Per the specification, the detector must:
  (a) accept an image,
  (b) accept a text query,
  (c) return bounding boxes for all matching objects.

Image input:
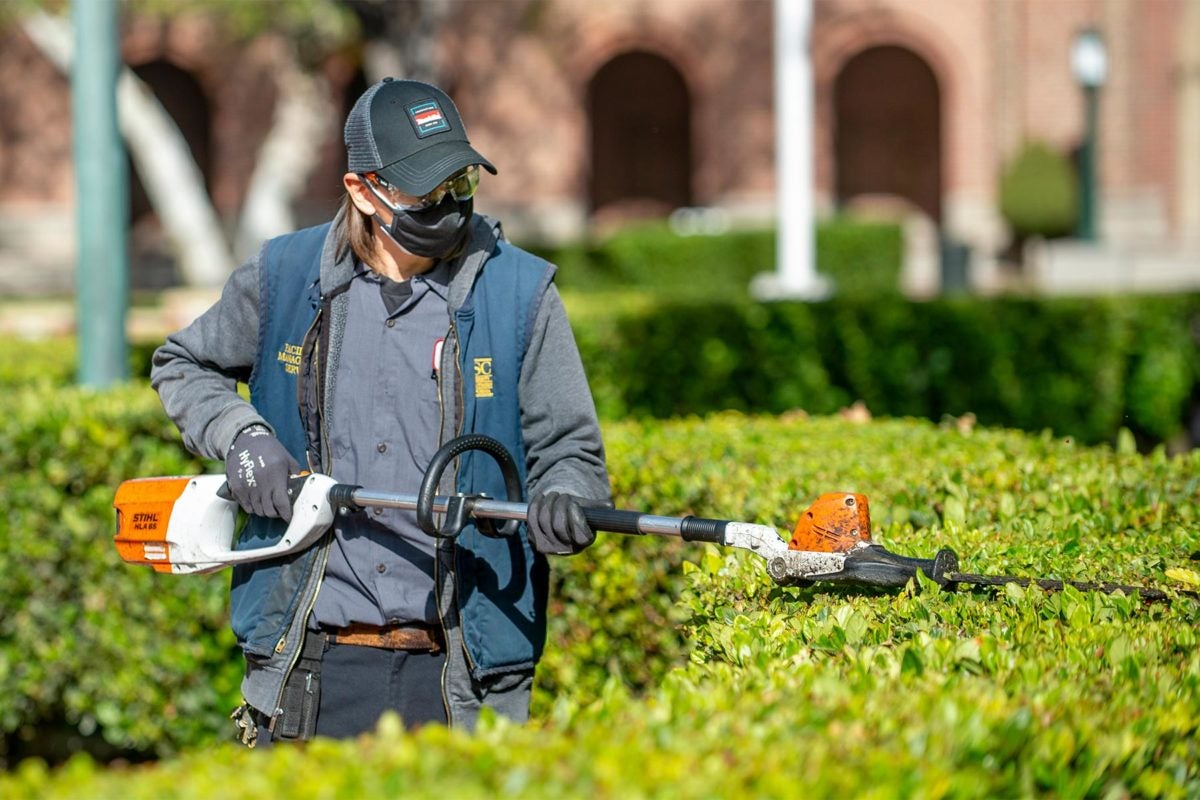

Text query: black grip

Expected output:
[580,510,729,542]
[680,517,727,544]
[582,507,648,535]
[328,483,362,512]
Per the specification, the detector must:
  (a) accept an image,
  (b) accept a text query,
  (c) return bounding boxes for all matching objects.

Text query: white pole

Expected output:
[753,0,828,300]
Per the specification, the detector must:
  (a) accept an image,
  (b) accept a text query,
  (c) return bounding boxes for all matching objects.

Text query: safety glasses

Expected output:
[363,164,480,212]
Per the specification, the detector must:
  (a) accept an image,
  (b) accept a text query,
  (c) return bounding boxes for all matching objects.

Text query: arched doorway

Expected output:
[834,46,941,222]
[587,51,692,221]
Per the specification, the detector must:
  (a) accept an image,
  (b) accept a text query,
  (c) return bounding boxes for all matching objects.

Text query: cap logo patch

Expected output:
[407,99,450,138]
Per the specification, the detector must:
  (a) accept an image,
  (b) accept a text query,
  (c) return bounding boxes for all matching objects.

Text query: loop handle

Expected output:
[417,434,524,539]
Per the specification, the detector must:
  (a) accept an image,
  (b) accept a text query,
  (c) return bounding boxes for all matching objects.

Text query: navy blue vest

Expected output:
[230,222,551,676]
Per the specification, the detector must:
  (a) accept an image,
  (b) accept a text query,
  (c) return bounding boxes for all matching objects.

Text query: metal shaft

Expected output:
[349,488,695,538]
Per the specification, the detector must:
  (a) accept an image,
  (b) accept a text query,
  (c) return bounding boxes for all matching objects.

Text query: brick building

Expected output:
[1,0,1197,296]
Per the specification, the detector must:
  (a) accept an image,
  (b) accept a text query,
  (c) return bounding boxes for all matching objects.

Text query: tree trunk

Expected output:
[234,47,336,259]
[22,11,235,288]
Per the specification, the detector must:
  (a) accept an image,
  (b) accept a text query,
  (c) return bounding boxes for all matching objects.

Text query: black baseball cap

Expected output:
[344,77,497,197]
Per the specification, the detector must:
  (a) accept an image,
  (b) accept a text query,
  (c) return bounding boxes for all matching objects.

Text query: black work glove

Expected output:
[225,424,300,522]
[526,491,604,555]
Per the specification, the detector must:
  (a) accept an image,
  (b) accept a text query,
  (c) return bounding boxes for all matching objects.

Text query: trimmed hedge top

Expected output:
[527,217,903,299]
[1000,141,1079,239]
[3,392,1199,796]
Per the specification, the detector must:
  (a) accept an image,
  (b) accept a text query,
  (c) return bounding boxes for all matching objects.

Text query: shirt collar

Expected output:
[354,256,450,293]
[416,259,451,301]
[355,256,450,316]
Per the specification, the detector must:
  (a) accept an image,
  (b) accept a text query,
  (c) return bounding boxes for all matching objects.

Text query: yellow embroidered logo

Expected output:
[276,342,302,376]
[474,357,494,398]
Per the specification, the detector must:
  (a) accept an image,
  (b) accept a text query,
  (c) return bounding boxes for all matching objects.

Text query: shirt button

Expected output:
[376,563,387,574]
[373,507,383,516]
[386,319,395,328]
[377,442,387,453]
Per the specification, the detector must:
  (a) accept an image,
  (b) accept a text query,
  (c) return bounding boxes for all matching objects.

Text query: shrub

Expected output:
[564,292,1200,446]
[526,217,903,299]
[0,384,239,766]
[5,291,1200,454]
[4,412,1199,796]
[526,221,770,297]
[0,379,690,764]
[0,338,158,389]
[816,217,904,298]
[0,339,77,389]
[999,140,1079,239]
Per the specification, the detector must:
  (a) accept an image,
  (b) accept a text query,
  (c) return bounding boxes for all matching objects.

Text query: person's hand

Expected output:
[526,491,601,555]
[225,425,300,521]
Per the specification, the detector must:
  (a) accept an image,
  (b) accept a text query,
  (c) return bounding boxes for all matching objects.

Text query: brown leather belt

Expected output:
[324,623,444,652]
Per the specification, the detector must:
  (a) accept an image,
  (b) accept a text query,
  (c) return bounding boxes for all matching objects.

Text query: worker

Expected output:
[150,77,611,746]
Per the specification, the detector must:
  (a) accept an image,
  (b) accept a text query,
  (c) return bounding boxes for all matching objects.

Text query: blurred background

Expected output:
[5,0,1200,773]
[2,0,1197,304]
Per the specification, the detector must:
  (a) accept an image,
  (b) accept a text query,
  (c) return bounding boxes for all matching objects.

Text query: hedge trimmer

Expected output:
[113,435,1197,603]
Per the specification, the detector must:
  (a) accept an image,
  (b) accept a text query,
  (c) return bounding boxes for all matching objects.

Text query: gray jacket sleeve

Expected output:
[519,283,612,504]
[149,252,269,461]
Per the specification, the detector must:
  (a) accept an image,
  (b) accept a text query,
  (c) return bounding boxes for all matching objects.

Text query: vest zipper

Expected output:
[434,318,479,723]
[271,298,331,731]
[313,314,334,472]
[434,320,453,725]
[449,321,477,676]
[269,545,330,732]
[296,307,324,473]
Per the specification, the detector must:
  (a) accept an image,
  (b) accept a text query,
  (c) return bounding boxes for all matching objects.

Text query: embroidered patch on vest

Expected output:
[276,341,302,375]
[407,99,451,138]
[474,357,493,398]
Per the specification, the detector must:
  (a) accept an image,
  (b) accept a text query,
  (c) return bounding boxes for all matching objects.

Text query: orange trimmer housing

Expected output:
[788,492,871,553]
[113,476,194,573]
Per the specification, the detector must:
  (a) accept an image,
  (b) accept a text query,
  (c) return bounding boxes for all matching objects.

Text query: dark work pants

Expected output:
[316,642,448,738]
[253,642,447,746]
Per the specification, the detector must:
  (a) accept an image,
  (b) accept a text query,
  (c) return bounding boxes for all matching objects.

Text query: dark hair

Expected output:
[336,193,375,264]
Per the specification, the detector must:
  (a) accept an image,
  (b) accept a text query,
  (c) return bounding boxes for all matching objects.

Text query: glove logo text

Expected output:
[238,449,258,487]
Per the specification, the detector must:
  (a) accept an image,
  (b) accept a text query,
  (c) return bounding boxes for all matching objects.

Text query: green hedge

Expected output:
[0,338,158,388]
[1000,140,1079,239]
[529,220,1198,447]
[527,217,903,299]
[0,384,238,765]
[3,411,1199,796]
[0,381,687,765]
[9,289,1197,449]
[0,339,77,388]
[567,293,1200,446]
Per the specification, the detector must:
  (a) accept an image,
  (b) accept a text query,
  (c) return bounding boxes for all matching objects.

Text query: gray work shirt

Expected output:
[311,259,452,628]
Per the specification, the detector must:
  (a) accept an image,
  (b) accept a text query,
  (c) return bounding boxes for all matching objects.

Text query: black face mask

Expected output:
[375,195,473,259]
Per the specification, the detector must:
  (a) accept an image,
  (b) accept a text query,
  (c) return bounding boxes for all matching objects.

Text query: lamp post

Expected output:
[72,0,129,385]
[1070,27,1107,242]
[751,0,829,300]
